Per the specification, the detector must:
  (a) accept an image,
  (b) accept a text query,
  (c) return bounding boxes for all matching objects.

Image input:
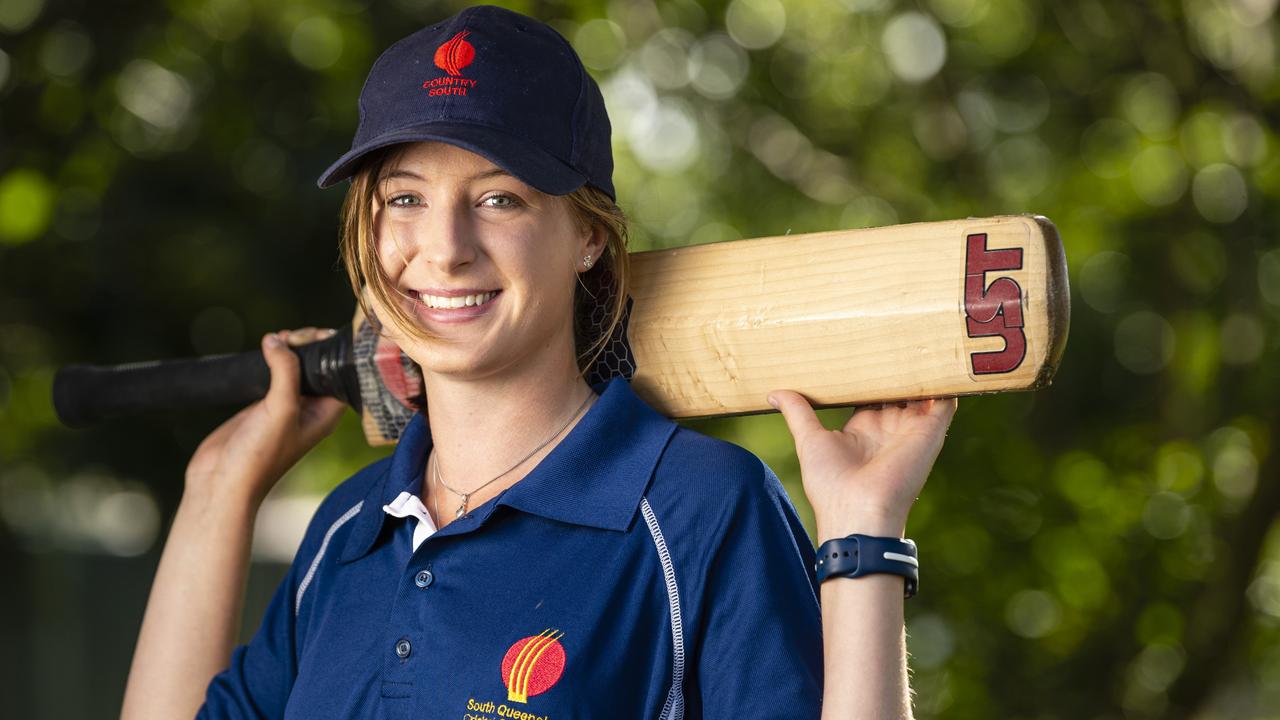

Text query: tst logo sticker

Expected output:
[963,232,1026,375]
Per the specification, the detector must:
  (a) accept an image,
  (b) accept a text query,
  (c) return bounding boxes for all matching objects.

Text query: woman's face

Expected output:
[369,141,604,382]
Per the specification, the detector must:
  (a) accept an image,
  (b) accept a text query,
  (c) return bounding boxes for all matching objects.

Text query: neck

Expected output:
[421,343,597,516]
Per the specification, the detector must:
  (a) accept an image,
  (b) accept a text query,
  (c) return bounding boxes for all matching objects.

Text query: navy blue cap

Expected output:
[317,5,615,200]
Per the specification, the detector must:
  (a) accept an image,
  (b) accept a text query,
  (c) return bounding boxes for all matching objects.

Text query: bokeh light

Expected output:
[725,0,786,50]
[290,16,345,70]
[0,168,56,244]
[1130,146,1188,206]
[688,32,749,99]
[1005,589,1062,638]
[0,0,44,33]
[574,18,627,71]
[882,12,947,83]
[1191,163,1248,223]
[116,59,193,131]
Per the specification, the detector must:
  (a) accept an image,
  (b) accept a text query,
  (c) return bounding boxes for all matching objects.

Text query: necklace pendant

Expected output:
[456,496,468,519]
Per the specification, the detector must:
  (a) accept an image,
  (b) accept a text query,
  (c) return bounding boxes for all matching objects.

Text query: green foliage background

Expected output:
[2,0,1278,717]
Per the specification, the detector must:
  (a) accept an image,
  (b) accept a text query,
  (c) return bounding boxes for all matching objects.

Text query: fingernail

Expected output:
[767,395,778,409]
[265,333,283,348]
[320,328,338,338]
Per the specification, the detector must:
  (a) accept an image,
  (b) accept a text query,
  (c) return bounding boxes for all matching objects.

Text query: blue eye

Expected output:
[483,193,521,209]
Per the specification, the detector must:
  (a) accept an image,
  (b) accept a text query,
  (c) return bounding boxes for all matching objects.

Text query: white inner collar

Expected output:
[382,490,438,552]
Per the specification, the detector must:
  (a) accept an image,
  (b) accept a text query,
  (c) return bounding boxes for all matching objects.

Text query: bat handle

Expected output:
[52,327,362,428]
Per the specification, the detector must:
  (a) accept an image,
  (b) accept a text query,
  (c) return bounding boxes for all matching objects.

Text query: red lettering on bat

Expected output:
[964,233,1026,375]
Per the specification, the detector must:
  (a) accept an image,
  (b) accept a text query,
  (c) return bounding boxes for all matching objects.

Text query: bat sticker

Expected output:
[963,232,1026,375]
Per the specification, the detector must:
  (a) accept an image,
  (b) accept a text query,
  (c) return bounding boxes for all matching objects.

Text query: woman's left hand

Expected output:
[768,391,958,539]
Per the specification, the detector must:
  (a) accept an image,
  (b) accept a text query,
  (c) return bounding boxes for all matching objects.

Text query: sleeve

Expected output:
[694,456,824,720]
[195,473,372,720]
[196,560,304,720]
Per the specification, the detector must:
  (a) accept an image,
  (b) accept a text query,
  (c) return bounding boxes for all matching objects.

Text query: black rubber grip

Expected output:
[52,327,361,428]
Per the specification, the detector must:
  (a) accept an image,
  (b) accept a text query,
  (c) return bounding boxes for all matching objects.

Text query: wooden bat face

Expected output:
[626,214,1068,417]
[357,215,1069,445]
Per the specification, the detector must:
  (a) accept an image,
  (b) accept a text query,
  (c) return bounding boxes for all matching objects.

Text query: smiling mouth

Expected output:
[417,290,501,309]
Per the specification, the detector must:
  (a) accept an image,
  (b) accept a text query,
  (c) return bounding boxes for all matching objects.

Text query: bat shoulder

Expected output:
[640,427,807,557]
[650,427,777,503]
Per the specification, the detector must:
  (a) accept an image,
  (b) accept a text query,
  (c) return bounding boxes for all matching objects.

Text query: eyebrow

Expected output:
[383,168,514,182]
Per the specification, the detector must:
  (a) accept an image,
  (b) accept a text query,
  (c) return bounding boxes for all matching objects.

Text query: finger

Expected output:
[846,404,883,434]
[261,331,302,414]
[928,396,959,422]
[285,327,338,345]
[767,390,826,439]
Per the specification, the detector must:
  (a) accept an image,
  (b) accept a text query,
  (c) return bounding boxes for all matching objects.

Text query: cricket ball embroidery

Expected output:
[434,30,475,76]
[500,629,566,703]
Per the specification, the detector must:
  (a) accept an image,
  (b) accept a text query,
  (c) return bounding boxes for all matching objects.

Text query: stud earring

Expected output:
[583,254,593,270]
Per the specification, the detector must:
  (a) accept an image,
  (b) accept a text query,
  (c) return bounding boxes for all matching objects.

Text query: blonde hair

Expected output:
[337,146,630,377]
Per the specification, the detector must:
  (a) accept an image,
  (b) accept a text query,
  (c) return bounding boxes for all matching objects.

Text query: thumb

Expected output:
[767,389,825,442]
[261,331,302,413]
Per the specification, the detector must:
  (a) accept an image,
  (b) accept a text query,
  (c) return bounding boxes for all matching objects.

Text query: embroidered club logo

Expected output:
[500,628,565,703]
[424,30,479,96]
[434,30,475,76]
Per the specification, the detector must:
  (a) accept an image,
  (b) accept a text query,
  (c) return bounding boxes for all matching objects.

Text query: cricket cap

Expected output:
[316,5,615,200]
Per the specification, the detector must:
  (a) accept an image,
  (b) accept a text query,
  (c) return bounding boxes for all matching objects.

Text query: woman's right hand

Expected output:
[184,327,348,509]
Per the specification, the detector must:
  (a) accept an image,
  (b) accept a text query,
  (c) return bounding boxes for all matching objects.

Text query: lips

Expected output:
[419,289,500,309]
[411,288,502,324]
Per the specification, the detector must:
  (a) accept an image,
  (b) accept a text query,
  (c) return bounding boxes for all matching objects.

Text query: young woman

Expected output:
[121,6,955,719]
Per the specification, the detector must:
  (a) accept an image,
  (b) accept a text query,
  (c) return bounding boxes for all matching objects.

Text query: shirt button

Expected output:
[395,638,412,659]
[414,569,434,588]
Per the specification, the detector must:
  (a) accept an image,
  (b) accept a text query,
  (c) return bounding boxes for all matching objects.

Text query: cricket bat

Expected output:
[53,215,1069,445]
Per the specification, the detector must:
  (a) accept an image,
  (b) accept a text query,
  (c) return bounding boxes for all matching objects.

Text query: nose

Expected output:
[393,198,479,273]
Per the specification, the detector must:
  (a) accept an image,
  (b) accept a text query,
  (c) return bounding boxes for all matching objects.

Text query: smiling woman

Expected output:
[119,5,955,720]
[363,141,606,398]
[338,141,630,384]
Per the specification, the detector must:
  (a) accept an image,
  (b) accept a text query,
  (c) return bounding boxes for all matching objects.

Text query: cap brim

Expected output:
[315,121,588,196]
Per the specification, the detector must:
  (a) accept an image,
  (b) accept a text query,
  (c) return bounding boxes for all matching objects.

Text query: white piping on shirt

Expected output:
[295,501,363,615]
[641,497,685,720]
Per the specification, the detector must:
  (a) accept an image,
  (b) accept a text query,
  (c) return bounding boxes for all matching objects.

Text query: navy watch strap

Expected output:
[815,534,919,598]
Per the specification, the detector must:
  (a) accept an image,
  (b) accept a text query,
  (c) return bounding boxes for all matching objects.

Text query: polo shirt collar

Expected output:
[339,377,677,563]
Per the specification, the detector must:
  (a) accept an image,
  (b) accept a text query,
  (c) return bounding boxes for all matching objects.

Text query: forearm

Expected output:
[817,514,912,720]
[121,492,257,719]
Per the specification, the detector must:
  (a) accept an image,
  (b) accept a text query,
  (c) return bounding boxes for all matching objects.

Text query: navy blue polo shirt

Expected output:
[200,377,823,719]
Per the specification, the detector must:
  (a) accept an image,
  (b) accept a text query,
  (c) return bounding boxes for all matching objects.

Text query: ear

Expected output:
[585,223,607,261]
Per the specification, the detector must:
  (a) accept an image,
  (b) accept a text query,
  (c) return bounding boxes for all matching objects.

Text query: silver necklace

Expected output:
[431,389,596,520]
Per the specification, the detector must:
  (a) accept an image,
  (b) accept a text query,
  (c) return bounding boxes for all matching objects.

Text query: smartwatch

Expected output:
[815,534,919,599]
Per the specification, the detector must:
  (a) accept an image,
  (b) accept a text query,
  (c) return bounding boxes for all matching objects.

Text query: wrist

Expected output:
[816,512,907,540]
[178,485,261,526]
[815,534,919,597]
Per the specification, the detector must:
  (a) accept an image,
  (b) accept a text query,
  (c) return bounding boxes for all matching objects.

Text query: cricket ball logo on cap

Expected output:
[500,628,566,703]
[434,30,475,76]
[423,30,479,96]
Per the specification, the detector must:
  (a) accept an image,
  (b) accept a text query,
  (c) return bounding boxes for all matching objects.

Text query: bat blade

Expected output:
[625,214,1069,418]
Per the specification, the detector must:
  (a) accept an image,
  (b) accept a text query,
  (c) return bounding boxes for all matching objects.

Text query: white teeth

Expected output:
[419,291,496,309]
